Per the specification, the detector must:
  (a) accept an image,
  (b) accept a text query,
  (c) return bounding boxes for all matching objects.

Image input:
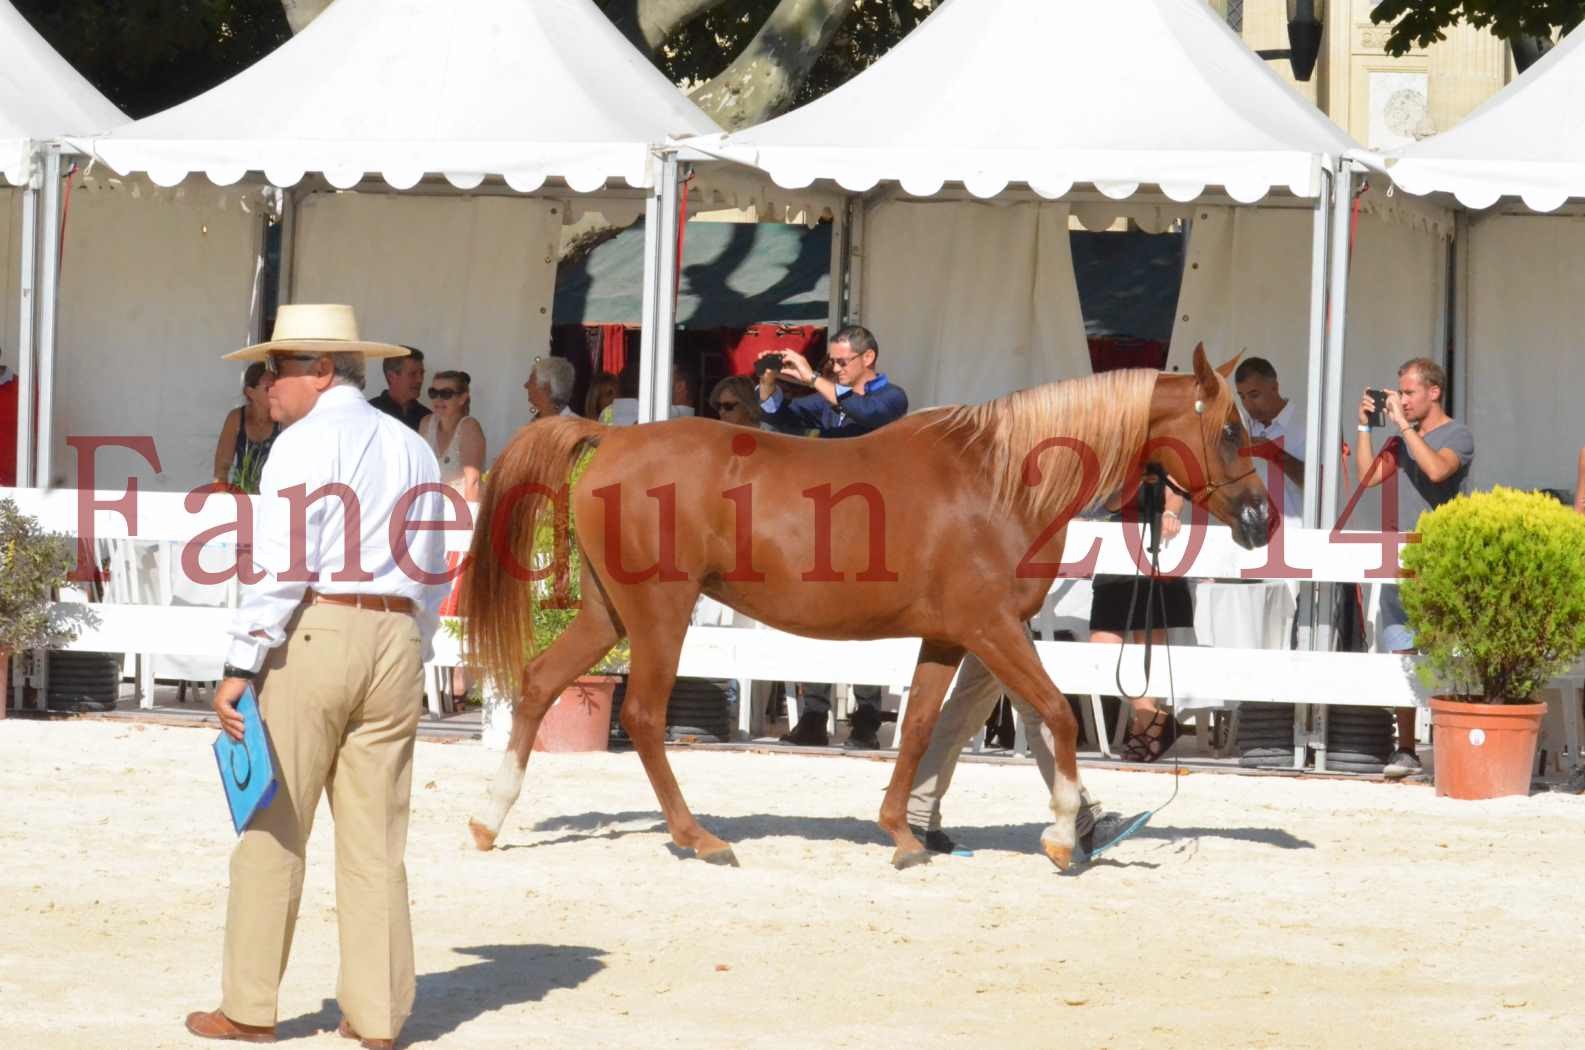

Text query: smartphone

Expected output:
[1365,388,1389,428]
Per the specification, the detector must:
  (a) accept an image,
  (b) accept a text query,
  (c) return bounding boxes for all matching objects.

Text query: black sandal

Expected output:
[1120,708,1179,763]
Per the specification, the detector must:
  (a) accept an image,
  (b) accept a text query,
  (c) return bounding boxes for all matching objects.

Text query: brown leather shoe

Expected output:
[185,1009,276,1043]
[338,1017,395,1049]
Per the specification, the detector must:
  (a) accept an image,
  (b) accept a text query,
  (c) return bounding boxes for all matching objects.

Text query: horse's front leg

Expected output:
[468,597,621,851]
[968,621,1083,870]
[878,641,966,869]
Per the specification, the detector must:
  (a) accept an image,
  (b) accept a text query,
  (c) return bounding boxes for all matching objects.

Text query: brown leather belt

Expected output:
[304,589,417,616]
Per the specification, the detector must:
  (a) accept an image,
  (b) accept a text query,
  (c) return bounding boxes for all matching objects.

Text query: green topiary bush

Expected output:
[1401,486,1585,704]
[0,497,84,656]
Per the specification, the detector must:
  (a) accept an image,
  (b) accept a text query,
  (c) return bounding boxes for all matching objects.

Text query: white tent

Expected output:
[75,0,715,193]
[1379,29,1585,212]
[1,1,126,487]
[683,0,1375,537]
[41,0,725,487]
[0,3,123,186]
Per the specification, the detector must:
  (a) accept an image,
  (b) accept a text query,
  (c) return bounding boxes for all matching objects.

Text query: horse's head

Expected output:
[1148,344,1270,550]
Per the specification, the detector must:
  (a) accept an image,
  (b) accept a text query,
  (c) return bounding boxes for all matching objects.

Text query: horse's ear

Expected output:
[1191,343,1219,397]
[1216,350,1242,379]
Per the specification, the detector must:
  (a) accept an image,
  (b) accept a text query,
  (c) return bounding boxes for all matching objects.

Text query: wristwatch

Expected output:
[223,664,258,681]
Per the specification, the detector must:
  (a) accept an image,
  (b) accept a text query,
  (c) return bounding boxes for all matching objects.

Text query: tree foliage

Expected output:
[1372,0,1584,58]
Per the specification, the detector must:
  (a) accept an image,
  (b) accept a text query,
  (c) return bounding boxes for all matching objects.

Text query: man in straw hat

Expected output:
[185,304,450,1048]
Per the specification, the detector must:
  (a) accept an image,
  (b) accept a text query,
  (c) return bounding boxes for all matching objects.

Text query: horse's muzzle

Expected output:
[1233,498,1270,550]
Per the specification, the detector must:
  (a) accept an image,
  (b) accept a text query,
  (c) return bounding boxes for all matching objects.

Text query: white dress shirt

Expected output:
[1249,397,1306,527]
[225,384,451,672]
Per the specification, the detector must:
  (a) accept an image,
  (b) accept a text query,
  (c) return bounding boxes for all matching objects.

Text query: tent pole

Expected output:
[826,197,849,335]
[15,150,38,488]
[635,154,667,424]
[1296,161,1333,653]
[277,185,298,310]
[649,153,682,424]
[35,147,64,491]
[1315,161,1357,656]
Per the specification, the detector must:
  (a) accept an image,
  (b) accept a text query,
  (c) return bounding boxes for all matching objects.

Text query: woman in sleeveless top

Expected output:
[211,362,279,494]
[419,369,486,502]
[422,370,487,706]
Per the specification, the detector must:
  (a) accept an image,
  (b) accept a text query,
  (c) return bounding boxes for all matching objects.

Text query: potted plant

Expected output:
[1400,486,1585,798]
[0,498,84,717]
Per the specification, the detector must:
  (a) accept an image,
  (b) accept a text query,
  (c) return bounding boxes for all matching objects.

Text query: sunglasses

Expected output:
[265,352,323,375]
[716,399,742,411]
[827,355,862,369]
[428,387,463,400]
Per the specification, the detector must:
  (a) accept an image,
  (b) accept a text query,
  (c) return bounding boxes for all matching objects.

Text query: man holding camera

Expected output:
[756,325,909,748]
[1352,357,1474,779]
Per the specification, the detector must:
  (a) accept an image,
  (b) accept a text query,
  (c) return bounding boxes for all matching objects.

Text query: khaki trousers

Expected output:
[907,651,1101,836]
[220,603,422,1041]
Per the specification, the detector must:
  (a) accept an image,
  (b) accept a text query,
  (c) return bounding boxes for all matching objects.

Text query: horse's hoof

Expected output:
[467,819,498,852]
[699,845,740,867]
[1041,838,1073,871]
[892,847,931,870]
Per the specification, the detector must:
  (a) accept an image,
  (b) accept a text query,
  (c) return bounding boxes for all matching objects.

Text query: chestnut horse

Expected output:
[462,346,1269,870]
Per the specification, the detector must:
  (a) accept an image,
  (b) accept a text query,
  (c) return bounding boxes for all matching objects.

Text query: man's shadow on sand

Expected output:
[277,943,606,1044]
[506,811,1315,855]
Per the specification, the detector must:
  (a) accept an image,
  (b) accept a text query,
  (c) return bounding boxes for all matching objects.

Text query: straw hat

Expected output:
[222,304,409,362]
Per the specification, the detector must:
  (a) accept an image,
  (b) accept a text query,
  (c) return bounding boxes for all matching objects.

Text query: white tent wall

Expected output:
[859,199,1089,408]
[292,191,561,462]
[48,176,260,492]
[1169,206,1314,380]
[1465,214,1585,494]
[1168,200,1445,530]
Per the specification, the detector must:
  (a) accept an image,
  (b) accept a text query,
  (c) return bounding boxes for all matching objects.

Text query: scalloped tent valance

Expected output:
[67,0,719,193]
[679,0,1357,205]
[1369,26,1585,212]
[0,1,126,185]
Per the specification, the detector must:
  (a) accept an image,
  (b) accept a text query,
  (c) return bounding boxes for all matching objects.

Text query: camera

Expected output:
[1365,388,1389,428]
[752,352,789,379]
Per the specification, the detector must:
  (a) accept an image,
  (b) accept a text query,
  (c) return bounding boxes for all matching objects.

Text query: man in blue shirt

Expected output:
[756,325,908,439]
[756,325,909,748]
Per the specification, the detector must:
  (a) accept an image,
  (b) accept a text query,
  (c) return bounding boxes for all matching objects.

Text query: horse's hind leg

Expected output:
[618,596,736,865]
[968,620,1084,870]
[878,641,965,869]
[467,579,622,851]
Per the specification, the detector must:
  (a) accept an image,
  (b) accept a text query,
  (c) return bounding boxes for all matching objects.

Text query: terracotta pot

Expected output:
[533,675,619,753]
[1429,696,1545,800]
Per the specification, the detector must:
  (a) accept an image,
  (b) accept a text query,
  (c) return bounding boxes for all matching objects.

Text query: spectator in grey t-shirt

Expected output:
[1351,356,1474,780]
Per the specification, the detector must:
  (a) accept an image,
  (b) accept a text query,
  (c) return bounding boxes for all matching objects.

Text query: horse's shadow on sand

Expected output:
[276,943,606,1044]
[506,811,1315,856]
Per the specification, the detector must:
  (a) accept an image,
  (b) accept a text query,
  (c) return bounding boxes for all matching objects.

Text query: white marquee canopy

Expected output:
[1375,28,1585,211]
[683,0,1357,202]
[0,2,124,184]
[71,0,719,192]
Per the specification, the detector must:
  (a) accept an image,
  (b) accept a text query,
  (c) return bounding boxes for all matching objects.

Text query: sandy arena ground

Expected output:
[1,718,1581,1049]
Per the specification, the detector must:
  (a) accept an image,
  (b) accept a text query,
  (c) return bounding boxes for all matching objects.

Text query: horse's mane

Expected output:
[930,369,1167,524]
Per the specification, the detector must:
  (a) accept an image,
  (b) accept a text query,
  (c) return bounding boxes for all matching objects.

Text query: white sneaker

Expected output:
[1383,751,1424,779]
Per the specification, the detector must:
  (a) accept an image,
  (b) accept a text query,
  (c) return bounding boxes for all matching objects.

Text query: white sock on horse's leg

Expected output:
[479,750,527,836]
[1045,772,1082,850]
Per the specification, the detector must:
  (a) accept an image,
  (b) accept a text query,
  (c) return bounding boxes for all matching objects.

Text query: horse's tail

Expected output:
[462,417,606,694]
